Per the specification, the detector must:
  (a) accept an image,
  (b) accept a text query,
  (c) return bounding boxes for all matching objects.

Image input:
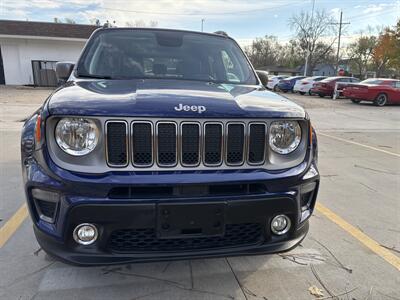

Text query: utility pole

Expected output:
[331,11,350,72]
[201,19,205,32]
[304,0,316,76]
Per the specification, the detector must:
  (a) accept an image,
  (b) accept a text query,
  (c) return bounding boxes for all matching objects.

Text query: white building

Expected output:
[0,20,99,86]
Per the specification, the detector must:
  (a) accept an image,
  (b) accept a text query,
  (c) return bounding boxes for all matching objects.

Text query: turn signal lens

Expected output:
[35,115,42,142]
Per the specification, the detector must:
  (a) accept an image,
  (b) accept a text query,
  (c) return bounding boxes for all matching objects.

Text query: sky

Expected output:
[1,0,399,47]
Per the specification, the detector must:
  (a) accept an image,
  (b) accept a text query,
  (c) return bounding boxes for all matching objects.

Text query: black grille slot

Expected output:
[108,183,267,199]
[181,123,200,166]
[248,123,266,164]
[157,123,177,166]
[36,199,57,219]
[108,223,262,252]
[132,122,153,166]
[204,123,222,165]
[106,122,128,166]
[226,124,245,165]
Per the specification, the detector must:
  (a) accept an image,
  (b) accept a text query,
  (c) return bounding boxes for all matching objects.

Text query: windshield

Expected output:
[360,79,383,85]
[76,29,257,85]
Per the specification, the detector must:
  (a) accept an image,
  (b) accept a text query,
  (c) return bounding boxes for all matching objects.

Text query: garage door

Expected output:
[32,60,58,87]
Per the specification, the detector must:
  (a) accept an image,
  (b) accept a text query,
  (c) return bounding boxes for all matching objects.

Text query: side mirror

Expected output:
[56,62,74,82]
[256,71,268,87]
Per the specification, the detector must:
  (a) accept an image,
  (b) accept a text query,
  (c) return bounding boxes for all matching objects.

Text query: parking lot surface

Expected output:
[0,86,399,300]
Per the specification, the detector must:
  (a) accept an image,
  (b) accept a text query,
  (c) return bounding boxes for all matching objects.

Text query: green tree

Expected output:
[347,35,377,78]
[244,36,283,68]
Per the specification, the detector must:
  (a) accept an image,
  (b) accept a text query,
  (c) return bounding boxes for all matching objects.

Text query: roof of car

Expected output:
[363,78,399,81]
[94,27,234,41]
[321,76,356,81]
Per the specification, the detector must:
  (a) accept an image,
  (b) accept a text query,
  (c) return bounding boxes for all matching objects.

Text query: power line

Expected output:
[330,10,350,71]
[304,0,316,76]
[95,1,305,16]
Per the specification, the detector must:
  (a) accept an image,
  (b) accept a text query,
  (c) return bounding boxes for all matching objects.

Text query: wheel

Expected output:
[273,85,278,91]
[308,90,313,96]
[318,94,324,98]
[374,93,388,106]
[351,99,361,104]
[282,90,288,93]
[299,92,305,95]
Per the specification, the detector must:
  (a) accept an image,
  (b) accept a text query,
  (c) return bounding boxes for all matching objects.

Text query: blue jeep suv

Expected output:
[21,28,319,265]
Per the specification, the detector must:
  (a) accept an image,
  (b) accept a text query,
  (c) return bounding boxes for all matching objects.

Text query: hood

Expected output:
[48,79,305,119]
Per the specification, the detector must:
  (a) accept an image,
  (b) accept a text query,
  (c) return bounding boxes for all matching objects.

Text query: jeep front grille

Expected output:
[105,121,128,167]
[132,122,153,167]
[157,122,178,166]
[181,123,201,166]
[105,119,268,169]
[226,123,245,165]
[204,123,223,166]
[248,123,266,164]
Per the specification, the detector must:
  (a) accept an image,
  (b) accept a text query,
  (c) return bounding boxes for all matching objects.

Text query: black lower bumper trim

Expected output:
[33,221,309,266]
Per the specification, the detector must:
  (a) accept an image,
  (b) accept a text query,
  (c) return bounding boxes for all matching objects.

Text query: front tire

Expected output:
[351,99,361,104]
[374,93,388,106]
[273,85,278,92]
[299,92,305,95]
[318,94,324,98]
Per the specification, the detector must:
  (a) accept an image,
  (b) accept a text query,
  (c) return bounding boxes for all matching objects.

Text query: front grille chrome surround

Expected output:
[97,118,308,171]
[156,121,178,167]
[247,122,267,166]
[180,122,201,167]
[131,121,154,168]
[105,120,129,167]
[203,122,224,167]
[225,122,246,166]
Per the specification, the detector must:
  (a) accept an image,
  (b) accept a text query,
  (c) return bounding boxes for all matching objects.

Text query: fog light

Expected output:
[73,223,98,245]
[270,215,291,235]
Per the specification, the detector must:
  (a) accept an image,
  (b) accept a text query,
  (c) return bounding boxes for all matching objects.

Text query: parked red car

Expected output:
[313,76,360,98]
[343,79,400,106]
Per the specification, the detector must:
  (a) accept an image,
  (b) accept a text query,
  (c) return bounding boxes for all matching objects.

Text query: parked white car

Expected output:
[266,75,289,91]
[293,76,327,95]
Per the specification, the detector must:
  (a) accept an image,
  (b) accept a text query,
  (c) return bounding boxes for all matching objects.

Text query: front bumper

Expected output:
[34,200,310,266]
[22,138,319,265]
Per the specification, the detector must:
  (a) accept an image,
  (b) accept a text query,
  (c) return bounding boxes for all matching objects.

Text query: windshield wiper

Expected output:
[76,73,114,79]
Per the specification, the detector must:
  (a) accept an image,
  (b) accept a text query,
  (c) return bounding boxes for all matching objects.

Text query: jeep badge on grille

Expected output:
[174,104,206,114]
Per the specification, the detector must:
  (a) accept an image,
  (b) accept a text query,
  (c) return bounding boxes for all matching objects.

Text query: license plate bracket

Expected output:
[157,202,225,239]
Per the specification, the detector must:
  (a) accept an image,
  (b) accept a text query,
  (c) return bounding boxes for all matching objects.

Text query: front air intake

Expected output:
[157,122,177,166]
[106,121,128,166]
[226,123,245,165]
[132,122,153,167]
[204,123,223,166]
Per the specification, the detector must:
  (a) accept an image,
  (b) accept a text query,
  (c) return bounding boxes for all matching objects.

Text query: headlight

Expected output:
[55,118,98,156]
[269,121,301,154]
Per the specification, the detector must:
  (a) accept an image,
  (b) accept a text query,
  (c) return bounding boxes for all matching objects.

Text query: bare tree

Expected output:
[289,10,336,75]
[64,18,76,24]
[125,20,158,27]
